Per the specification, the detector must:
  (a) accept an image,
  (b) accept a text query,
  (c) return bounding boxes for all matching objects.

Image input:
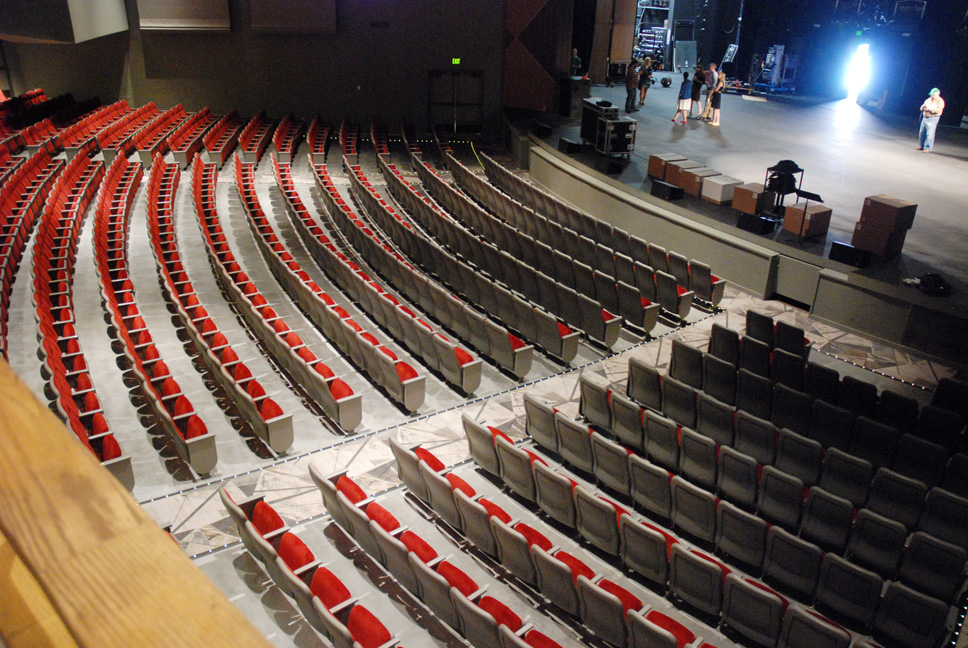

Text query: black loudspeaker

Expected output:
[736,212,776,235]
[829,241,871,268]
[531,121,553,138]
[651,180,684,200]
[558,137,582,153]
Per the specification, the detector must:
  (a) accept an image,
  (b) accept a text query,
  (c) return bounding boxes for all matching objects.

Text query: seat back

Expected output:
[454,489,498,556]
[778,606,851,648]
[775,428,823,486]
[872,582,951,648]
[532,546,582,615]
[717,446,758,509]
[845,508,907,577]
[661,376,697,429]
[771,382,812,435]
[716,500,768,570]
[815,553,883,628]
[645,409,681,470]
[630,454,673,520]
[620,515,672,588]
[533,460,576,528]
[410,555,459,628]
[799,487,854,552]
[421,462,464,529]
[577,575,631,646]
[708,323,740,368]
[702,352,737,406]
[524,393,558,452]
[555,412,594,474]
[669,544,726,616]
[763,525,822,601]
[591,431,632,495]
[575,486,622,555]
[898,531,968,601]
[671,475,717,544]
[389,438,429,501]
[867,467,927,529]
[495,436,538,502]
[611,391,646,451]
[818,447,872,507]
[669,339,703,390]
[757,465,805,530]
[735,410,777,465]
[490,518,537,586]
[678,427,717,489]
[918,487,968,550]
[696,392,736,446]
[722,574,786,648]
[627,356,662,411]
[463,414,502,476]
[579,374,612,431]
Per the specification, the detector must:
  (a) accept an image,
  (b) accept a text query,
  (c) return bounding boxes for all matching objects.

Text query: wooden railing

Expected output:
[0,359,273,648]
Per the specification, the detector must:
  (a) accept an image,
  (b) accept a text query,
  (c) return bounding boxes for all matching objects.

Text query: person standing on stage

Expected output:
[690,65,705,117]
[625,61,641,113]
[702,62,719,120]
[638,57,653,107]
[672,72,692,124]
[709,68,726,126]
[918,88,944,153]
[570,48,582,77]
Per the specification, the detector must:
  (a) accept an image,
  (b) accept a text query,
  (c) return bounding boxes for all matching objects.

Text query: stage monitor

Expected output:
[251,0,336,33]
[136,0,230,31]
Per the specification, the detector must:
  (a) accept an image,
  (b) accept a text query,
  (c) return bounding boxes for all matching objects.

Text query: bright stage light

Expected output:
[846,43,871,97]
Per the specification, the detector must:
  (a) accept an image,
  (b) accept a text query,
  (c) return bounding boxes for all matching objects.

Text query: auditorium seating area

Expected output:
[1,89,964,648]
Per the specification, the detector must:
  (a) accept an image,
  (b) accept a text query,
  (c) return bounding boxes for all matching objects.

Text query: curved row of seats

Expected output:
[234,156,428,411]
[19,118,59,148]
[418,154,664,332]
[202,109,242,168]
[311,463,575,648]
[339,119,359,165]
[0,146,25,185]
[0,146,62,359]
[93,154,218,475]
[218,488,405,648]
[189,158,362,430]
[58,100,131,153]
[306,117,329,163]
[271,158,484,397]
[395,431,741,648]
[460,411,948,648]
[271,113,304,163]
[132,103,188,164]
[167,107,215,169]
[322,159,536,378]
[145,157,294,454]
[383,153,624,349]
[238,110,274,165]
[366,156,581,363]
[473,152,725,309]
[31,141,132,484]
[370,122,390,159]
[96,102,159,161]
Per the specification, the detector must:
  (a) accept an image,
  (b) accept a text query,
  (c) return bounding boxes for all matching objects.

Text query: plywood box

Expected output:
[664,159,704,187]
[702,175,744,205]
[860,194,917,231]
[852,221,908,257]
[733,183,775,215]
[647,153,687,180]
[681,167,722,197]
[783,202,832,238]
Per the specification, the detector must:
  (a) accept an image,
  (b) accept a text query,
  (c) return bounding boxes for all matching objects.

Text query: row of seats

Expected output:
[400,123,423,161]
[167,107,216,169]
[0,146,63,359]
[388,154,624,348]
[417,155,667,332]
[339,119,359,165]
[19,117,59,147]
[146,156,294,454]
[30,142,131,483]
[272,113,304,162]
[132,104,188,163]
[0,147,24,186]
[58,100,131,151]
[235,156,429,411]
[219,488,403,648]
[305,117,329,161]
[322,158,536,377]
[565,380,968,607]
[93,153,218,475]
[271,158,482,397]
[444,151,717,321]
[96,101,159,157]
[475,151,725,307]
[202,109,243,168]
[366,156,581,362]
[370,122,390,158]
[189,158,362,431]
[237,110,274,164]
[402,429,739,648]
[651,335,966,488]
[312,463,573,648]
[460,411,951,648]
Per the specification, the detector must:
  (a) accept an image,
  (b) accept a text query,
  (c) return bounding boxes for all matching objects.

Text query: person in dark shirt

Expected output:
[637,57,653,107]
[672,72,691,124]
[625,62,641,113]
[690,65,706,117]
[570,48,582,77]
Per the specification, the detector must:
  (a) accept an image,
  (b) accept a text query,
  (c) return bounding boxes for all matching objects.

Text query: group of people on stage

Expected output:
[671,62,725,126]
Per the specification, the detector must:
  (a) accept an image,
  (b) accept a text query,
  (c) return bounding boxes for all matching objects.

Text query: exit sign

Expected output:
[452,58,461,65]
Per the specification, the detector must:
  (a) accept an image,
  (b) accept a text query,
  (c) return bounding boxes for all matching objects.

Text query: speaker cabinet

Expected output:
[736,212,776,235]
[651,180,684,201]
[558,137,582,153]
[829,241,871,268]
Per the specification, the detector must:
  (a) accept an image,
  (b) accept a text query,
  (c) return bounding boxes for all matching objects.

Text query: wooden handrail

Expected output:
[0,360,273,648]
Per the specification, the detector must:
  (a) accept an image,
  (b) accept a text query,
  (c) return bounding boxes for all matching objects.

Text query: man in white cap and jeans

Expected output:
[918,88,944,153]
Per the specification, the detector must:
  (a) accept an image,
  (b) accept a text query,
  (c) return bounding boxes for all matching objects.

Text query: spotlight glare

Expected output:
[846,43,871,97]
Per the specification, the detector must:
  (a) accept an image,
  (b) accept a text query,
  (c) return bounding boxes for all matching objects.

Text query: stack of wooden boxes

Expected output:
[783,201,832,239]
[851,195,917,257]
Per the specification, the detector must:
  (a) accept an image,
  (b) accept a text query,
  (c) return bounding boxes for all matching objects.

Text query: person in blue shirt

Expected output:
[672,72,691,124]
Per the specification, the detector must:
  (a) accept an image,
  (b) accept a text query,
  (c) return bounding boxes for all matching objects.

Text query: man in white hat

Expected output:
[918,88,944,153]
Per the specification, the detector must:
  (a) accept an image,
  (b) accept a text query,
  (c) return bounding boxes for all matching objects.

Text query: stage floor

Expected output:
[543,78,968,292]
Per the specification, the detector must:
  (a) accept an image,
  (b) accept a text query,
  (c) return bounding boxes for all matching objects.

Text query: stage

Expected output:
[514,78,968,364]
